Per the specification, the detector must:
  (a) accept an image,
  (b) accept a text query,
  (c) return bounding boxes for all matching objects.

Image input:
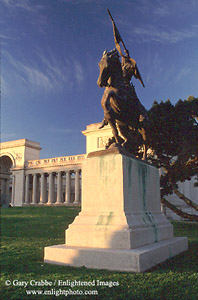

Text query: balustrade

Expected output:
[23,168,81,206]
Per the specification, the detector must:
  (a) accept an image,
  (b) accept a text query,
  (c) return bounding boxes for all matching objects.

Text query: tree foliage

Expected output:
[146,96,198,221]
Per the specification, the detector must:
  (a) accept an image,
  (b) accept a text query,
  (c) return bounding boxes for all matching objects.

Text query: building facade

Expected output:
[0,123,197,220]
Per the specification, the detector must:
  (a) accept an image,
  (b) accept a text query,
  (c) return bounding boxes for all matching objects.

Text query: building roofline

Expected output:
[0,139,41,151]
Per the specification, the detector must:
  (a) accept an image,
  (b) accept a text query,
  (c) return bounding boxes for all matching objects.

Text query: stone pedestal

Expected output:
[44,148,188,272]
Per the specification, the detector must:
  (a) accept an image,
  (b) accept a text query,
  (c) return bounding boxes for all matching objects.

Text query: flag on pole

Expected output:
[107,8,145,87]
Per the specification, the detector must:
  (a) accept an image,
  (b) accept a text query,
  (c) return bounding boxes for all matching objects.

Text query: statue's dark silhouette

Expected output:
[97,9,148,160]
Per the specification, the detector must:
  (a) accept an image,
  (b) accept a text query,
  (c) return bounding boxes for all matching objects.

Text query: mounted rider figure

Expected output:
[99,9,147,129]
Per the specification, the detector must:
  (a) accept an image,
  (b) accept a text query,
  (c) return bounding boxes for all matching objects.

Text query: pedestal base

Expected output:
[44,237,188,272]
[44,148,188,272]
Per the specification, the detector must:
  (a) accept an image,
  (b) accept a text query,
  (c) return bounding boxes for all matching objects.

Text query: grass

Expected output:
[0,206,198,300]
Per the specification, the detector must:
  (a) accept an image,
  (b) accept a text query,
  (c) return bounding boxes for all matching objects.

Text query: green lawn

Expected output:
[0,206,198,300]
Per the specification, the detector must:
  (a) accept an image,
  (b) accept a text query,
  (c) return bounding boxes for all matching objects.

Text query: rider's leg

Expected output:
[108,119,120,145]
[138,127,147,161]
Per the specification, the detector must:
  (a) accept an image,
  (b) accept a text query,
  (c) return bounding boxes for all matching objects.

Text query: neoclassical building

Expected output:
[0,123,197,220]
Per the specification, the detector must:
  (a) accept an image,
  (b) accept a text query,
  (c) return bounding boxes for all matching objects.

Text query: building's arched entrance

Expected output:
[0,155,13,207]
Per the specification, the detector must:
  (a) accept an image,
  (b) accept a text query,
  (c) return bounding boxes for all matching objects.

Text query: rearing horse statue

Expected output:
[97,49,148,160]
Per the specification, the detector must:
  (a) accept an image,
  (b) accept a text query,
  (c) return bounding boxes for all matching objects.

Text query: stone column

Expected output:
[40,173,47,204]
[0,178,6,205]
[25,174,30,204]
[56,172,63,204]
[11,175,15,206]
[37,175,40,203]
[65,171,71,203]
[74,169,80,204]
[48,173,55,204]
[161,202,166,216]
[5,179,10,205]
[32,174,38,204]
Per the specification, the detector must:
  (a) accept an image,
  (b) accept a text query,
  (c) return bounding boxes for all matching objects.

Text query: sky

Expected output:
[1,0,198,159]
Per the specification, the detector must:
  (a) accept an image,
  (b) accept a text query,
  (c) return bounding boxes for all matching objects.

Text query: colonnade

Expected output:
[24,169,81,205]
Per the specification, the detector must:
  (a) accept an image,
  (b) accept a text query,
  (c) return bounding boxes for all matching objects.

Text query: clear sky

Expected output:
[1,0,198,158]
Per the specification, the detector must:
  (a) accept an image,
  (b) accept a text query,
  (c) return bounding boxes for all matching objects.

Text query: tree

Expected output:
[146,96,198,221]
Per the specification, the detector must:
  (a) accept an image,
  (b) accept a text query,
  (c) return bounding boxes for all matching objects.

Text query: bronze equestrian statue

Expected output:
[97,9,148,160]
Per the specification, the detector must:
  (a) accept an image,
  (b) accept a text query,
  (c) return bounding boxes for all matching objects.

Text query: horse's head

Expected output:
[97,49,122,87]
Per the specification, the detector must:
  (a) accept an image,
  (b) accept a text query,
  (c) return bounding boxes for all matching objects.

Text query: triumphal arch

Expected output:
[0,139,41,206]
